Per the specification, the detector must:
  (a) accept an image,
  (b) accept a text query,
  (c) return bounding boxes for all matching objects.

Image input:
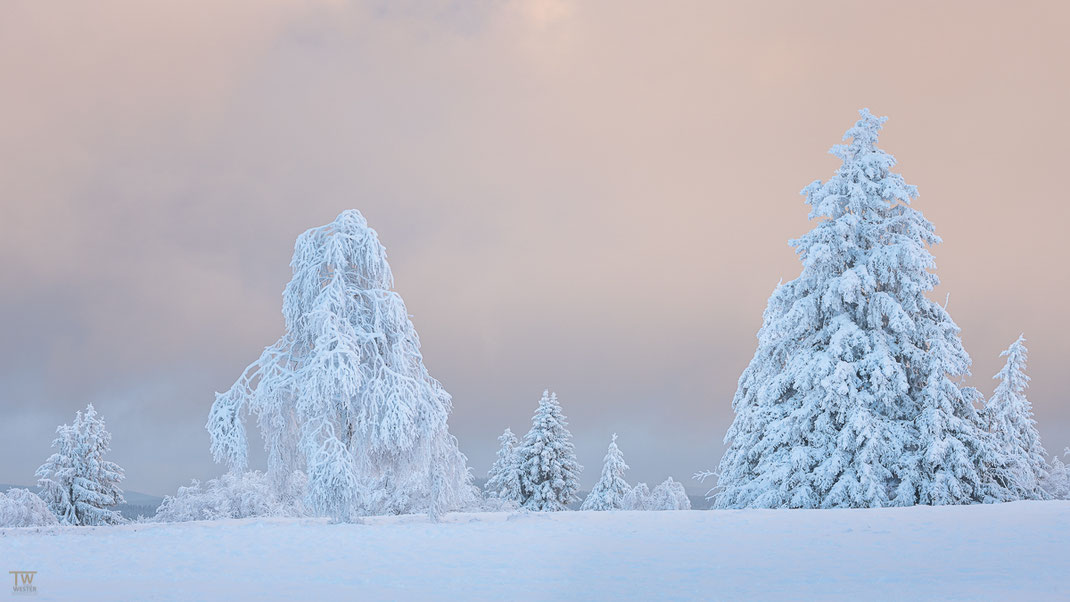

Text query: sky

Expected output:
[2,0,1069,496]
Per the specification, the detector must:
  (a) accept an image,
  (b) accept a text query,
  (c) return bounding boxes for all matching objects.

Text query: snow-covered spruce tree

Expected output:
[485,428,522,503]
[207,210,475,520]
[35,404,126,525]
[581,434,631,511]
[516,390,582,511]
[650,477,691,511]
[985,335,1049,499]
[715,109,1012,509]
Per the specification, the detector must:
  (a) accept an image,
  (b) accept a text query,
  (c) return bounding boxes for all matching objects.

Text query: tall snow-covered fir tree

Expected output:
[715,109,1012,509]
[985,335,1049,499]
[207,210,475,520]
[516,390,582,511]
[581,434,630,511]
[485,428,522,503]
[36,404,126,525]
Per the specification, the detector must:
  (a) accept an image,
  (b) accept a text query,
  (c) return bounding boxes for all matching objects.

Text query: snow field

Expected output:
[2,501,1067,600]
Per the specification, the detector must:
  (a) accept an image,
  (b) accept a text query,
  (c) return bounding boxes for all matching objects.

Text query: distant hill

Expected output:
[1,483,164,520]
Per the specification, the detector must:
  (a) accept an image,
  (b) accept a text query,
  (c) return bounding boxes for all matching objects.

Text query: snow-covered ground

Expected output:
[2,501,1068,600]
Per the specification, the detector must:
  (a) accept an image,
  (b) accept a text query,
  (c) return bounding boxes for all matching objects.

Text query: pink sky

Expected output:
[2,0,1068,494]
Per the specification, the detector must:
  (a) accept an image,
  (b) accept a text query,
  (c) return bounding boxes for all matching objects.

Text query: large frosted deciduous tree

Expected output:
[207,210,474,520]
[516,390,582,511]
[485,428,522,503]
[36,404,126,525]
[715,109,1012,509]
[581,434,631,511]
[985,335,1049,499]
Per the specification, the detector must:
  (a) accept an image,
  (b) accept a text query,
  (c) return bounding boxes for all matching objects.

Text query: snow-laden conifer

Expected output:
[485,428,522,503]
[715,109,1011,509]
[581,434,630,511]
[206,210,475,520]
[985,336,1049,499]
[516,390,582,511]
[36,404,126,525]
[649,477,692,510]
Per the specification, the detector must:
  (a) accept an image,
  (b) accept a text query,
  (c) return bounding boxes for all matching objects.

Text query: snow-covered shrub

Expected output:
[478,495,520,512]
[985,336,1050,499]
[207,210,475,520]
[155,471,305,522]
[516,390,582,511]
[36,404,126,525]
[623,482,651,511]
[715,109,1013,509]
[649,478,691,511]
[581,434,630,511]
[0,489,59,528]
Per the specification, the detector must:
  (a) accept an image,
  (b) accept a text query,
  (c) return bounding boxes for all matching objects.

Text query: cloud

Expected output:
[517,0,574,26]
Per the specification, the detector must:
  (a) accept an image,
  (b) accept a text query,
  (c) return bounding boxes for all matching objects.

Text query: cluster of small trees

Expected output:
[485,391,690,512]
[713,109,1069,509]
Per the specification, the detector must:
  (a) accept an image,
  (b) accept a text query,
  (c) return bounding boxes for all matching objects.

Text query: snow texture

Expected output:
[716,109,1013,509]
[206,210,475,520]
[516,390,582,511]
[3,502,1067,600]
[984,335,1050,499]
[35,404,126,525]
[581,434,630,511]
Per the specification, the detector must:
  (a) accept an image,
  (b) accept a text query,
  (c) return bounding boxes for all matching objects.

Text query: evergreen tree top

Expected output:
[601,435,629,478]
[529,390,568,428]
[993,334,1029,394]
[834,108,885,157]
[802,108,921,223]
